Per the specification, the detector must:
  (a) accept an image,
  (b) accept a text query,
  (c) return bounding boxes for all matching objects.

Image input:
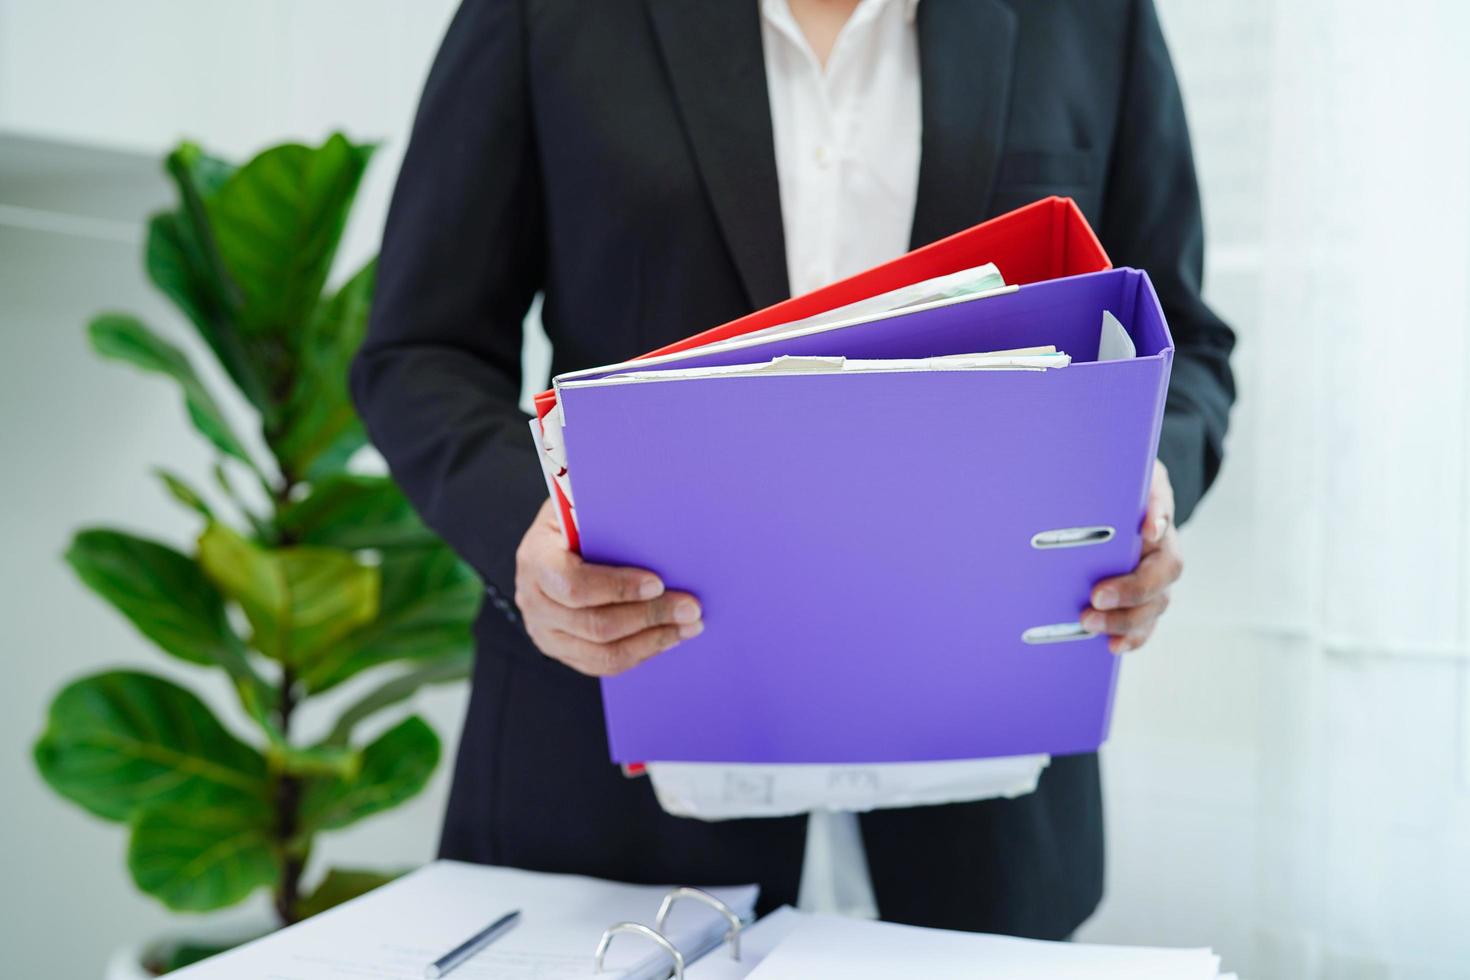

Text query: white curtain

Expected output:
[1076,2,1470,978]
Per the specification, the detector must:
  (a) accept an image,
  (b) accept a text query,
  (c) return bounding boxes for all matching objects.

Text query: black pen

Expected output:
[424,909,522,979]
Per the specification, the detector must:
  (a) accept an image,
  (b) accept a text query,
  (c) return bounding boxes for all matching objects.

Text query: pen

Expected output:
[424,909,522,979]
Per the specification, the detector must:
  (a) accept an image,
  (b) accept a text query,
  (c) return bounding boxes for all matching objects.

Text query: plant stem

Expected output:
[272,473,305,927]
[273,478,297,530]
[273,663,305,926]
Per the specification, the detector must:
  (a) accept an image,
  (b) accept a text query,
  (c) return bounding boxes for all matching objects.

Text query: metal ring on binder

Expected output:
[655,887,743,961]
[1021,621,1096,644]
[1030,525,1116,549]
[594,922,685,979]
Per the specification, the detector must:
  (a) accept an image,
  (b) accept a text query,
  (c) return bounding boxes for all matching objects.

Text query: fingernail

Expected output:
[1151,516,1167,541]
[673,599,701,624]
[1110,636,1128,655]
[678,621,704,640]
[639,577,664,599]
[1093,587,1119,610]
[1081,611,1105,633]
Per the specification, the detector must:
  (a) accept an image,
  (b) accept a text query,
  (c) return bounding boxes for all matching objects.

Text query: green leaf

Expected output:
[154,467,214,519]
[300,716,439,833]
[33,671,268,823]
[149,144,271,414]
[205,134,374,341]
[88,314,261,476]
[301,547,480,693]
[172,141,236,197]
[64,529,276,721]
[66,529,240,668]
[321,653,472,747]
[276,474,437,552]
[128,800,277,912]
[270,261,374,481]
[146,211,230,341]
[270,741,361,780]
[197,522,379,667]
[296,868,400,920]
[213,461,275,542]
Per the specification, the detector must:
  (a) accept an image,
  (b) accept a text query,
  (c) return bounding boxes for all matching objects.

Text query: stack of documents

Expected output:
[173,862,755,980]
[528,197,1174,772]
[172,862,1234,979]
[736,914,1232,980]
[534,260,1050,516]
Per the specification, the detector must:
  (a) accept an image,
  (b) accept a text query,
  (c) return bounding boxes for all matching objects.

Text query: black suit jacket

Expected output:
[353,0,1235,939]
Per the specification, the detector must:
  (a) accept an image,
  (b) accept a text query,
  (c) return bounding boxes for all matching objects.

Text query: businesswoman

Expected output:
[353,0,1234,939]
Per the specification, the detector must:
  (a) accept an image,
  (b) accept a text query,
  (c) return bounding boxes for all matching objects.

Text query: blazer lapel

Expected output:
[909,0,1019,249]
[646,0,791,310]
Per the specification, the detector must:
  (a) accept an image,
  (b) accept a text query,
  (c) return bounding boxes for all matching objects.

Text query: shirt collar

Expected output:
[761,0,921,27]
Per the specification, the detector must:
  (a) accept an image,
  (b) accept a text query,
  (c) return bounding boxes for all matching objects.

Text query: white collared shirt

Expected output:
[758,0,923,920]
[761,0,922,297]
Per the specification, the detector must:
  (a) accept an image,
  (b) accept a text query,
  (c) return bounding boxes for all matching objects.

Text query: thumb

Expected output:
[1144,460,1174,544]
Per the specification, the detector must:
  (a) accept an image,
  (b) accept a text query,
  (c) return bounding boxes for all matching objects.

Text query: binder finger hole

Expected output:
[1022,622,1096,645]
[1030,526,1116,549]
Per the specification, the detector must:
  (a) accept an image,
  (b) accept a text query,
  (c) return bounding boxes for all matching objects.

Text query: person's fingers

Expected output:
[1081,593,1170,637]
[541,589,702,643]
[533,622,702,677]
[513,500,691,673]
[515,504,665,609]
[534,548,664,608]
[1109,620,1157,655]
[1144,459,1175,545]
[1090,533,1183,610]
[534,496,563,532]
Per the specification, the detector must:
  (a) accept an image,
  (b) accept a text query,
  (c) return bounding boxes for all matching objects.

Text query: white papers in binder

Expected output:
[646,754,1049,820]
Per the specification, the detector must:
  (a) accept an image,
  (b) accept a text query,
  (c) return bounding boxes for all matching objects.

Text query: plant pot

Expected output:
[105,919,273,978]
[105,942,153,980]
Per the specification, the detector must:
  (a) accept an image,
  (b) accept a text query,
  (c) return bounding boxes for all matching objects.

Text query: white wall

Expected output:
[0,4,467,976]
[0,0,461,279]
[1075,3,1470,978]
[0,135,483,977]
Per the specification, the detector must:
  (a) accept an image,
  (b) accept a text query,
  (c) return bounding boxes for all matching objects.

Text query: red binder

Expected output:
[532,196,1110,550]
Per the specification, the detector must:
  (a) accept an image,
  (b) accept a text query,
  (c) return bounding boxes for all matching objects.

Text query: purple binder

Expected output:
[555,268,1174,764]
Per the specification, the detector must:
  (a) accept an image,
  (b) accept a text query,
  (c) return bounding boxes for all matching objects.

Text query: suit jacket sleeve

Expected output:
[1100,0,1237,524]
[351,0,546,596]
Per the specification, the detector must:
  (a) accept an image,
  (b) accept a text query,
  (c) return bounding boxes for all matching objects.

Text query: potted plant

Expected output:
[31,134,481,976]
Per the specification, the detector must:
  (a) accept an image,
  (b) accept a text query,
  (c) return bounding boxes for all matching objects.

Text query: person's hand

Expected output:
[514,499,703,676]
[1081,459,1183,654]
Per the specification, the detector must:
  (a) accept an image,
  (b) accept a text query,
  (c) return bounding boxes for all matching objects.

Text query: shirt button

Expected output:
[814,145,832,169]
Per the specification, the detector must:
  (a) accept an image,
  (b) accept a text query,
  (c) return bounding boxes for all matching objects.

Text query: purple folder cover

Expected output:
[556,269,1174,764]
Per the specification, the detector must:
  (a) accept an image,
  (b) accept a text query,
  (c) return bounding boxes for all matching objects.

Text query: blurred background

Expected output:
[2,1,1468,977]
